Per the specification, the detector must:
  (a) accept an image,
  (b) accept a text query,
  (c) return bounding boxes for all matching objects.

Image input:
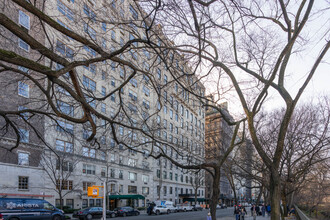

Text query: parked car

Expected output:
[193,205,203,211]
[166,205,178,213]
[153,201,177,213]
[0,198,65,220]
[114,206,140,217]
[72,207,116,219]
[176,204,193,212]
[153,205,170,215]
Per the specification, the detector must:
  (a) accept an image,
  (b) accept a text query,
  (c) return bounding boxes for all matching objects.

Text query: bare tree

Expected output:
[145,1,330,219]
[1,1,329,220]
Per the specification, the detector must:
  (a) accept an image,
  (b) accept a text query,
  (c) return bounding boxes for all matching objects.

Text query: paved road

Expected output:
[110,207,234,220]
[70,207,271,220]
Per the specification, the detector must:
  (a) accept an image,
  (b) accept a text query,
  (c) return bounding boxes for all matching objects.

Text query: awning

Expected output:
[183,198,208,202]
[108,194,145,200]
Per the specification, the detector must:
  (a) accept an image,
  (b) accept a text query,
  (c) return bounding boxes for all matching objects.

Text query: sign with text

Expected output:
[87,187,99,197]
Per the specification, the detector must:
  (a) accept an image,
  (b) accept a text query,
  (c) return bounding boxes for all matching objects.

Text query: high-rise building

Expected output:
[0,0,205,209]
[204,99,234,206]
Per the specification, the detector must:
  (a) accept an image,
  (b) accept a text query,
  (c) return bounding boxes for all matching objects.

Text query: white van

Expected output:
[154,201,177,213]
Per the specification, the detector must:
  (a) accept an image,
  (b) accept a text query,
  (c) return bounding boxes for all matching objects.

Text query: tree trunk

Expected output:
[59,192,63,210]
[270,172,281,220]
[210,167,220,220]
[256,185,264,205]
[194,188,198,205]
[281,187,287,219]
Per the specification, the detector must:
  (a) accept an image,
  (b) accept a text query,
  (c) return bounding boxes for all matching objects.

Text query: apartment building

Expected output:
[204,100,234,206]
[0,0,205,209]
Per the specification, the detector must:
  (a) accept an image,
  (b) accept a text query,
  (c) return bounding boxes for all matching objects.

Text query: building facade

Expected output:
[0,0,206,210]
[204,101,234,206]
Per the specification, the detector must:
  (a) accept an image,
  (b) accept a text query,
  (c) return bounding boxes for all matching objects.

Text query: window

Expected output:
[164,75,168,84]
[169,172,173,180]
[56,160,73,172]
[119,67,125,78]
[18,128,29,143]
[18,176,29,190]
[66,199,74,209]
[102,71,106,80]
[142,187,149,195]
[175,173,178,181]
[18,81,29,97]
[129,33,137,47]
[82,199,88,208]
[18,39,29,51]
[119,170,123,179]
[102,22,106,31]
[82,147,96,158]
[157,170,160,178]
[19,10,30,30]
[15,104,27,118]
[56,40,73,59]
[83,76,96,91]
[84,23,96,40]
[128,185,137,193]
[157,68,161,79]
[83,182,95,191]
[56,140,73,153]
[56,180,73,190]
[100,151,106,160]
[110,169,115,178]
[18,152,29,165]
[57,100,74,116]
[111,30,116,41]
[129,5,138,19]
[163,91,167,102]
[128,158,136,167]
[163,119,168,128]
[130,78,137,87]
[101,103,106,113]
[101,87,106,97]
[142,86,150,96]
[142,99,150,109]
[57,0,74,20]
[128,172,137,181]
[56,120,74,134]
[126,90,137,102]
[163,171,167,179]
[142,175,149,183]
[83,45,96,57]
[83,164,96,175]
[170,109,173,119]
[18,66,29,74]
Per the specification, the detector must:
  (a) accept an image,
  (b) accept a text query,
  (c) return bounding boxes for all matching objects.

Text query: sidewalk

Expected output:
[218,215,271,220]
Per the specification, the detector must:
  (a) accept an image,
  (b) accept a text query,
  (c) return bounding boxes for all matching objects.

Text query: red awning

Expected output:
[0,193,53,198]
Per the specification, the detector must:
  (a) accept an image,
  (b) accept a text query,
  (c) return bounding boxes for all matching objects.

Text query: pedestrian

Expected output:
[207,212,212,220]
[241,207,247,220]
[256,205,260,216]
[234,206,241,220]
[251,204,257,220]
[261,204,266,217]
[289,207,296,216]
[266,204,271,216]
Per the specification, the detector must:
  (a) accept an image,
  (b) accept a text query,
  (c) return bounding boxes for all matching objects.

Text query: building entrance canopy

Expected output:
[108,194,145,200]
[183,198,208,202]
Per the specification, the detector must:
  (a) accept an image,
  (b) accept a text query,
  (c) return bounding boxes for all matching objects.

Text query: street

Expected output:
[107,208,234,220]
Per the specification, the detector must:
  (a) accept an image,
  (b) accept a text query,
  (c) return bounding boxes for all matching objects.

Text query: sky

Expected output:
[203,0,330,116]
